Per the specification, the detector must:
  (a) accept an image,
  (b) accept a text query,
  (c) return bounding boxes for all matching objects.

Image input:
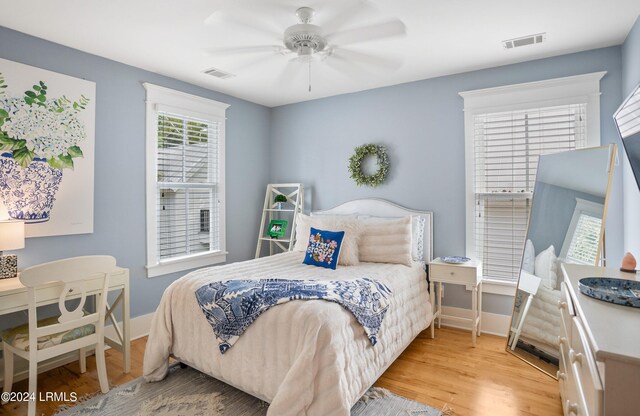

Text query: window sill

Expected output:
[146,251,227,278]
[466,278,517,296]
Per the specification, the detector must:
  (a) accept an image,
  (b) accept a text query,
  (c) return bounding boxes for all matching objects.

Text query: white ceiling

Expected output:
[1,0,638,108]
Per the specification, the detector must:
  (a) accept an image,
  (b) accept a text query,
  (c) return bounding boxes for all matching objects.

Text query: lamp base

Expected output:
[0,255,18,279]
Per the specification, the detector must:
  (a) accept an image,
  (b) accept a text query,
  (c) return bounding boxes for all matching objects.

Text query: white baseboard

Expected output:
[104,311,154,342]
[0,312,154,384]
[438,306,511,337]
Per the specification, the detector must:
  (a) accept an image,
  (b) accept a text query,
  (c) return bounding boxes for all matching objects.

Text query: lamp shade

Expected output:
[0,220,25,251]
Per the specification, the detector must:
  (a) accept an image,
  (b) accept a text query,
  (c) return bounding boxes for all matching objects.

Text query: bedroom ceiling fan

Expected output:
[204,0,406,92]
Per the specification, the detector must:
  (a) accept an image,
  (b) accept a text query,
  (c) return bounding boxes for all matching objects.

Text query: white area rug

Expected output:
[56,364,448,415]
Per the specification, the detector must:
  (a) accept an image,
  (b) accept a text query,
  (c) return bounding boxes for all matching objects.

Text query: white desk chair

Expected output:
[509,270,542,350]
[1,256,115,416]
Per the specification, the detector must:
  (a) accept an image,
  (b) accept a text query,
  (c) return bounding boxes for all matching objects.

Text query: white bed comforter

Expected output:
[144,251,431,416]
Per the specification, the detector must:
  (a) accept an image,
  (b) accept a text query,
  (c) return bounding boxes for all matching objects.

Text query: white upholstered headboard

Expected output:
[312,198,433,263]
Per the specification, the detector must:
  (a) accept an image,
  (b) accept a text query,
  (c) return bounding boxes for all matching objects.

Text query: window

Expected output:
[200,209,210,233]
[144,83,229,277]
[461,72,604,293]
[561,199,604,265]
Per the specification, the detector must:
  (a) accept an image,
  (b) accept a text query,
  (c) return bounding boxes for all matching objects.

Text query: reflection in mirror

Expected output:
[507,145,616,377]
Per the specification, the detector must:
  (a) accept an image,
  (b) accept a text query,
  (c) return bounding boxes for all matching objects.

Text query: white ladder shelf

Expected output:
[255,183,304,258]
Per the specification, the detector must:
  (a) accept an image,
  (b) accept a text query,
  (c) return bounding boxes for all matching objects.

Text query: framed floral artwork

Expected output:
[0,58,96,237]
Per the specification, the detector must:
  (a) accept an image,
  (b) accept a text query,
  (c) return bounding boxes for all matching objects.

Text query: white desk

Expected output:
[0,267,131,373]
[429,258,482,346]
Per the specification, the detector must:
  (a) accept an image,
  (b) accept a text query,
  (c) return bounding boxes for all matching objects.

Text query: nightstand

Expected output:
[429,257,482,346]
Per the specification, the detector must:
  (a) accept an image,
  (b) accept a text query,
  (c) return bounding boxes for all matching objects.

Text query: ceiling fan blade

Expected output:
[204,10,282,41]
[319,0,377,35]
[323,48,402,78]
[228,53,282,73]
[204,0,292,29]
[274,60,301,87]
[327,19,406,46]
[204,45,284,57]
[331,48,402,71]
[323,52,361,79]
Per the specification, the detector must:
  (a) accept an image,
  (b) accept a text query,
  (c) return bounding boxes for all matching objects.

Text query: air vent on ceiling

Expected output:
[503,33,546,49]
[203,67,235,79]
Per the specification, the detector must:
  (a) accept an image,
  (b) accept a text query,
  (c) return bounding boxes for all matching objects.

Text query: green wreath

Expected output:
[348,144,390,187]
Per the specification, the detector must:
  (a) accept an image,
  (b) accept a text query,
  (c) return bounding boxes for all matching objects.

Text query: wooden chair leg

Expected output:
[79,347,87,373]
[95,341,109,394]
[2,344,14,403]
[27,359,37,416]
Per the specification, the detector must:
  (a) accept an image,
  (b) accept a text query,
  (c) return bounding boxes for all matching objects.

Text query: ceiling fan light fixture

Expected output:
[298,46,314,57]
[284,24,327,56]
[283,8,328,57]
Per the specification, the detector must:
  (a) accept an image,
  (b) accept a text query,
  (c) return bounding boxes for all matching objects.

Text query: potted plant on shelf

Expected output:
[274,194,287,210]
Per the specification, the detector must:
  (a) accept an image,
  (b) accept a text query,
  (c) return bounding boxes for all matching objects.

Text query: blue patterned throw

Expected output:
[195,278,392,353]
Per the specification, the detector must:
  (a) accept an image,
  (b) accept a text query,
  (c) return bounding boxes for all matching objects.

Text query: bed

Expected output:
[143,199,434,416]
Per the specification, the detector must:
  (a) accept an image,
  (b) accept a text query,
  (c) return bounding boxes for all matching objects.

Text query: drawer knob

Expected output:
[557,336,567,346]
[557,301,567,310]
[556,371,566,380]
[566,400,579,415]
[569,349,583,365]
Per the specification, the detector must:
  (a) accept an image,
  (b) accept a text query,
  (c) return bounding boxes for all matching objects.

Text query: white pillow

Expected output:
[294,214,361,266]
[358,216,413,266]
[522,239,535,274]
[357,214,426,262]
[534,245,558,290]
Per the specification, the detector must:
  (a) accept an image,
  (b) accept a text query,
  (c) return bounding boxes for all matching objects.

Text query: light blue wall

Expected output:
[0,26,271,325]
[0,25,631,320]
[622,17,640,258]
[270,47,624,315]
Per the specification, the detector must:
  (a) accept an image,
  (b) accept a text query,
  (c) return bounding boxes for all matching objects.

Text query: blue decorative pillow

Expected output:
[303,227,345,270]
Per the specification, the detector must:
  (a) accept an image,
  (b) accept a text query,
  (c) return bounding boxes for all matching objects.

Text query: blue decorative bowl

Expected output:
[441,256,471,264]
[578,277,640,308]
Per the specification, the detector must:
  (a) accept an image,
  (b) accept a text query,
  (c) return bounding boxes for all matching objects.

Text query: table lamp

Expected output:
[0,220,25,279]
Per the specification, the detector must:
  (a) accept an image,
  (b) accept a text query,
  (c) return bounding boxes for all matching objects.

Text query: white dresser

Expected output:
[559,264,640,416]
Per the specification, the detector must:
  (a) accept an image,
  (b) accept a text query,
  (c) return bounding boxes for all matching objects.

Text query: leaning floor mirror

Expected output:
[506,144,617,377]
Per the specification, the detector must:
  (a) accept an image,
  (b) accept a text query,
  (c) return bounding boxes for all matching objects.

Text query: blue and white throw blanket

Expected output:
[195,278,392,354]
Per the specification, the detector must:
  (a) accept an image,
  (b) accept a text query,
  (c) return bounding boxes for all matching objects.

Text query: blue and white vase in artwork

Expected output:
[0,153,63,223]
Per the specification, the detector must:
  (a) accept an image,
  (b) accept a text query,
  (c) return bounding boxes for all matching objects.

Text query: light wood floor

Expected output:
[1,327,562,416]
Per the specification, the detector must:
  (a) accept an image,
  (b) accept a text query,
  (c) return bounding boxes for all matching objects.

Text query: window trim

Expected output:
[143,83,229,278]
[460,72,605,294]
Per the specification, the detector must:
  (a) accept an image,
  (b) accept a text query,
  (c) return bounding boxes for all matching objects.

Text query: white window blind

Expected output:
[473,104,587,282]
[156,111,220,261]
[565,213,602,265]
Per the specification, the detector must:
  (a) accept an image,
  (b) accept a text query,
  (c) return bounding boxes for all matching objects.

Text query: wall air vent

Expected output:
[503,33,546,49]
[203,67,235,79]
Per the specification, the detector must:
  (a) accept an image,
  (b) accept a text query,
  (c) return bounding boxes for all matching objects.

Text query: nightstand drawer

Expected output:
[429,264,478,284]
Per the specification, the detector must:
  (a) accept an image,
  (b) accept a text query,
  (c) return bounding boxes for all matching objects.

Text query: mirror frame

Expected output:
[505,144,617,378]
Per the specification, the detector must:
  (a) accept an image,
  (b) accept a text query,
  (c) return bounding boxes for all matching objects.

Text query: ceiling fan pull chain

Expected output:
[308,60,312,92]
